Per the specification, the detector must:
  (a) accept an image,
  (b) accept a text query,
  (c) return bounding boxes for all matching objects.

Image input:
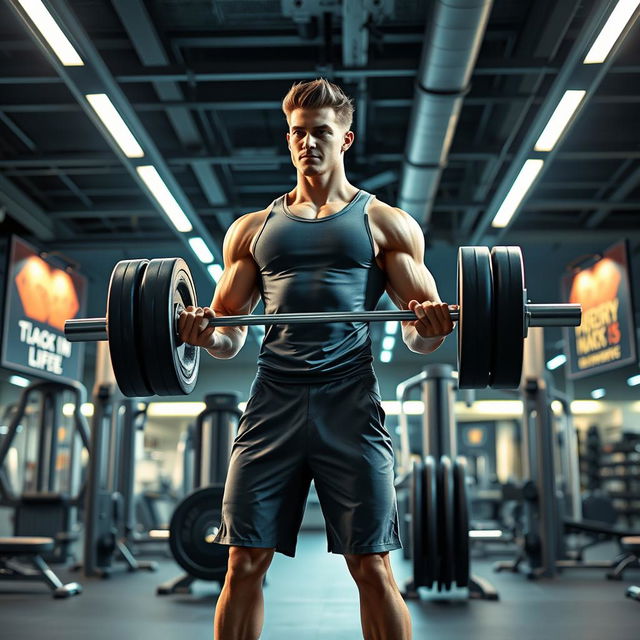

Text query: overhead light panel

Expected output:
[9,375,30,388]
[584,0,640,64]
[385,321,399,335]
[208,264,223,282]
[380,350,392,363]
[590,388,606,399]
[17,0,84,66]
[571,400,606,414]
[627,374,640,386]
[382,336,396,351]
[491,159,544,228]
[546,354,567,370]
[147,402,206,417]
[136,166,192,232]
[188,237,214,263]
[534,90,586,152]
[85,94,144,158]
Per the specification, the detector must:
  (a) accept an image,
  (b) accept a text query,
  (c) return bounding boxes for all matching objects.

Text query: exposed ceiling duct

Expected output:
[398,0,493,231]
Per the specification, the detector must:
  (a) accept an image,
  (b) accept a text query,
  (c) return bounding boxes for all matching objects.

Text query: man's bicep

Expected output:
[383,250,442,309]
[211,256,261,317]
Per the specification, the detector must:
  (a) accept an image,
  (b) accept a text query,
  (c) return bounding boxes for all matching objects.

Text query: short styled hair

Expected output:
[282,78,355,130]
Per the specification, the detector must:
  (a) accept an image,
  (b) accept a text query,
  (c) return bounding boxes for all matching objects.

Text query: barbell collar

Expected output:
[65,318,108,342]
[526,303,582,327]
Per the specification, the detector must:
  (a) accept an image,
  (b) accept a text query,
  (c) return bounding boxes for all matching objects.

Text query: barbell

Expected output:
[64,246,581,397]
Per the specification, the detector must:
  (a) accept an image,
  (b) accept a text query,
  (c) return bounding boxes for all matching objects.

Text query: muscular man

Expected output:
[178,78,455,640]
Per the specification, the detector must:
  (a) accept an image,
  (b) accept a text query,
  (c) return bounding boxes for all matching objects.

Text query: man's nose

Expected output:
[302,133,317,147]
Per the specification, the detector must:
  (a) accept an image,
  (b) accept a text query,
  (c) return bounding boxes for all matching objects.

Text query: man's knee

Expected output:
[345,553,391,592]
[226,546,274,584]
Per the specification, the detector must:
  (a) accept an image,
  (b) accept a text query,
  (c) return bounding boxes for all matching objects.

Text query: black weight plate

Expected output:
[457,247,493,388]
[490,246,525,388]
[140,258,200,395]
[423,456,438,590]
[169,485,228,581]
[107,259,154,397]
[410,458,426,587]
[438,456,455,591]
[453,457,470,588]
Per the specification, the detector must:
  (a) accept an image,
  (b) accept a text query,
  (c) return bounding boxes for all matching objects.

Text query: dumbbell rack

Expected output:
[396,364,498,600]
[598,438,640,528]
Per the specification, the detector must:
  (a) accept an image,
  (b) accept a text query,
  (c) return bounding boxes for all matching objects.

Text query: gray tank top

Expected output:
[251,189,387,382]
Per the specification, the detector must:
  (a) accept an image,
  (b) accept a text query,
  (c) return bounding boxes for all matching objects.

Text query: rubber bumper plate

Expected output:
[410,457,426,587]
[423,456,438,590]
[457,247,493,388]
[490,246,525,388]
[169,485,228,581]
[107,259,154,397]
[140,258,200,395]
[453,457,470,588]
[437,456,455,591]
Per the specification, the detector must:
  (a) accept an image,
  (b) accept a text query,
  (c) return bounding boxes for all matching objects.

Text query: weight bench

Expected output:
[623,538,640,601]
[561,521,640,580]
[0,537,82,598]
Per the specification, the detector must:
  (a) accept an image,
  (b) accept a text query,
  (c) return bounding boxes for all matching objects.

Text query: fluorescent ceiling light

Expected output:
[17,0,84,66]
[382,401,424,415]
[188,237,214,263]
[469,530,504,539]
[382,336,396,351]
[9,375,30,388]
[136,166,192,232]
[590,388,606,399]
[492,159,544,228]
[380,350,392,363]
[570,400,606,414]
[85,94,144,158]
[627,374,640,386]
[146,402,247,417]
[147,402,205,417]
[208,264,223,282]
[534,90,586,152]
[385,321,399,335]
[584,0,640,64]
[546,354,567,370]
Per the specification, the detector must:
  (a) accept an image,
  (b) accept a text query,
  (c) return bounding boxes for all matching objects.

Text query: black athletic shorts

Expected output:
[212,371,402,557]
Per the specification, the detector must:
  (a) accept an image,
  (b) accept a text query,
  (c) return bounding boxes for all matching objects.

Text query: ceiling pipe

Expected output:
[398,0,493,231]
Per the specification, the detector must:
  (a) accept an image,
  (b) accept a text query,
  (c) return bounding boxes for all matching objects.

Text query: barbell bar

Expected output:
[65,303,579,341]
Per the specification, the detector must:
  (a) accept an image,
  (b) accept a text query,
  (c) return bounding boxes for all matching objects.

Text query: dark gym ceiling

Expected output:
[0,0,639,399]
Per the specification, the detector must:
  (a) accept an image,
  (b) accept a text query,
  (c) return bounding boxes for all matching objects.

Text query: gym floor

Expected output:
[0,532,637,640]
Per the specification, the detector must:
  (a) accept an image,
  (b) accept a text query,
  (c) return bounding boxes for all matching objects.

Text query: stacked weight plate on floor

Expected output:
[452,457,470,588]
[410,458,426,586]
[436,456,455,591]
[422,456,438,589]
[169,485,228,581]
[410,455,470,592]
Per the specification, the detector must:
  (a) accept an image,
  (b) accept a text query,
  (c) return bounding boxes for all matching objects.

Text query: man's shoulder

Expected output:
[366,197,415,232]
[227,207,272,238]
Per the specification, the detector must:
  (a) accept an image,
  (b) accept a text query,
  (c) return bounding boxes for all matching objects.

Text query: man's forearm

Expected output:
[204,328,245,359]
[402,326,446,355]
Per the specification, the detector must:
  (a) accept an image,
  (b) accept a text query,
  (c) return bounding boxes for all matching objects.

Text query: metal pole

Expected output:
[421,364,457,459]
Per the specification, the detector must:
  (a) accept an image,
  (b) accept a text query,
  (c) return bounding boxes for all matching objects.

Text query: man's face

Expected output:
[286,107,353,176]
